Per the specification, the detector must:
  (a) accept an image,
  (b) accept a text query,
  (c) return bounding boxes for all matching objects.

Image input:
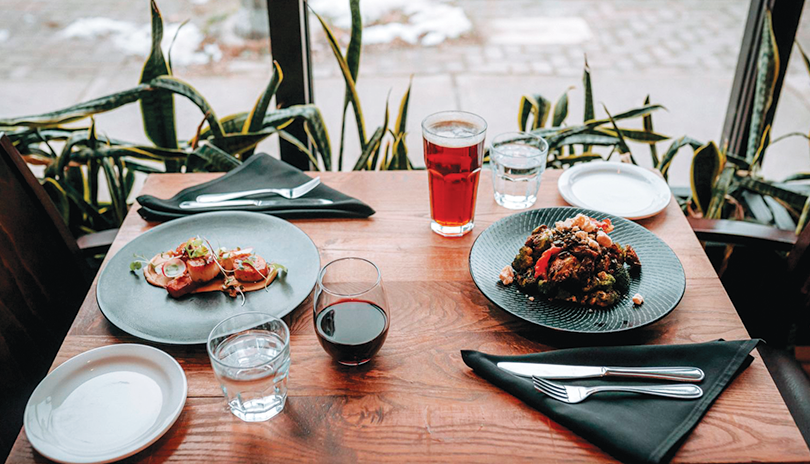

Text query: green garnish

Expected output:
[130,254,150,273]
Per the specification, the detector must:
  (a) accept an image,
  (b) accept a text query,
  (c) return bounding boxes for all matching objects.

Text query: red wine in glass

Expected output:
[314,257,390,366]
[315,299,389,366]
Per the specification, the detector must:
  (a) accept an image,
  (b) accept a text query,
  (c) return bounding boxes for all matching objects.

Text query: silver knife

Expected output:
[179,198,334,209]
[497,362,704,382]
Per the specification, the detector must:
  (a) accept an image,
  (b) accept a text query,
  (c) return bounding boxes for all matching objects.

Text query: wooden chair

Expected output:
[0,133,116,459]
[689,217,810,446]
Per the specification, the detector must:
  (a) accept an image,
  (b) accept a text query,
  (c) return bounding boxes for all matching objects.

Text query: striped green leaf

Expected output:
[556,153,604,166]
[739,177,808,210]
[746,10,779,162]
[657,136,704,179]
[582,57,594,151]
[337,0,363,170]
[519,94,551,131]
[139,0,178,157]
[601,104,632,158]
[595,126,669,144]
[244,61,283,136]
[354,98,389,171]
[552,87,573,127]
[312,8,366,155]
[707,164,734,219]
[186,143,242,172]
[0,85,150,127]
[783,172,810,182]
[389,78,412,170]
[689,142,724,216]
[643,95,659,166]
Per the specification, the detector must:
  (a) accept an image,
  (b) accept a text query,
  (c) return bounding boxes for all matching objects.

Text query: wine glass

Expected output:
[314,257,389,366]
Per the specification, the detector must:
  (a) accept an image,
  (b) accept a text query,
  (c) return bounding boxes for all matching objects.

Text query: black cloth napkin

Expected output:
[462,339,759,464]
[137,153,375,221]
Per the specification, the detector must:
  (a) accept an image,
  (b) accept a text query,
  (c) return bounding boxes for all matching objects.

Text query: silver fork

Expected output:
[532,376,703,403]
[195,177,320,203]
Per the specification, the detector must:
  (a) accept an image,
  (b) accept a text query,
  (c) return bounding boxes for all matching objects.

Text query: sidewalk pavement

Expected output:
[1,0,809,190]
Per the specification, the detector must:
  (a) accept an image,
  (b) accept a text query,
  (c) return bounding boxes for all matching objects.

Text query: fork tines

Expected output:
[532,376,568,402]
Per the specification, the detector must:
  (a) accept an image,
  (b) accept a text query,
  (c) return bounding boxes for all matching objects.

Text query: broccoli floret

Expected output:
[537,279,555,297]
[582,290,620,307]
[594,271,615,290]
[511,246,534,272]
[613,266,631,294]
[516,269,538,294]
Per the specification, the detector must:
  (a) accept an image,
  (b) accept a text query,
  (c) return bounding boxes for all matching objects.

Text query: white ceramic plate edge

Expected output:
[24,344,187,464]
[557,162,671,220]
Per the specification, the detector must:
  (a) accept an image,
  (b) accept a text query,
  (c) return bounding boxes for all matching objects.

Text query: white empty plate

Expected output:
[24,344,187,464]
[557,162,671,219]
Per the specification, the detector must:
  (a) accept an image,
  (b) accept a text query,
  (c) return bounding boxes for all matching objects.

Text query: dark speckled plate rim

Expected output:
[96,211,320,345]
[468,206,686,334]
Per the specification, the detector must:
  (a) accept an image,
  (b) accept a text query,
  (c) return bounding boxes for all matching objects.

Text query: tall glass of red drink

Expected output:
[422,111,487,237]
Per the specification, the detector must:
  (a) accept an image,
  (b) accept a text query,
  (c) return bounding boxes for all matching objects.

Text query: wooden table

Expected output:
[8,170,810,463]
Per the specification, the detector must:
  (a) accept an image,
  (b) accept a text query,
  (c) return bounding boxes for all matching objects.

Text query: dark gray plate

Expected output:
[469,207,685,333]
[97,212,320,344]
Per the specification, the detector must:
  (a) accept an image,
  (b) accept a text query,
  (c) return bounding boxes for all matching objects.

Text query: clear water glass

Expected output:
[490,132,549,209]
[207,312,290,422]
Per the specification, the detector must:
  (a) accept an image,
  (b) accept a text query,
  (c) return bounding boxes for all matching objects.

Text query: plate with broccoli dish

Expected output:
[469,207,685,333]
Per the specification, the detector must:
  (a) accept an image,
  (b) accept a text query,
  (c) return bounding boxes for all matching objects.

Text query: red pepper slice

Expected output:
[534,246,562,280]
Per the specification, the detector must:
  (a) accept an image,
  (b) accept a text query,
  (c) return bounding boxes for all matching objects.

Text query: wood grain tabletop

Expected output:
[8,170,809,463]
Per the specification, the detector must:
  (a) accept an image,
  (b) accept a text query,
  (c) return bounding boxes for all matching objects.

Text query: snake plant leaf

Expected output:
[797,196,810,234]
[738,177,808,210]
[166,19,189,73]
[783,172,810,182]
[66,165,85,203]
[582,57,594,151]
[750,124,772,170]
[707,165,734,219]
[149,76,224,139]
[601,104,632,160]
[586,104,665,126]
[88,159,99,207]
[354,98,389,171]
[120,157,165,174]
[554,133,620,147]
[556,153,604,166]
[595,126,670,144]
[643,95,659,166]
[746,9,779,162]
[211,130,279,157]
[96,145,187,161]
[56,131,90,180]
[139,0,178,156]
[278,130,321,169]
[390,79,412,170]
[336,0,363,170]
[657,136,704,179]
[0,85,150,127]
[552,87,573,127]
[312,8,366,153]
[518,94,551,131]
[100,157,126,224]
[186,142,242,172]
[41,178,71,225]
[394,77,412,136]
[690,141,724,216]
[243,61,283,135]
[725,153,751,169]
[60,179,113,230]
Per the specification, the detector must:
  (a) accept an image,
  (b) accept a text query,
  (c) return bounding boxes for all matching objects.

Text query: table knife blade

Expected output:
[179,198,334,209]
[497,362,704,382]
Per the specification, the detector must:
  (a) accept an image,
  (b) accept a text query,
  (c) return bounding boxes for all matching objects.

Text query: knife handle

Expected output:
[603,366,705,382]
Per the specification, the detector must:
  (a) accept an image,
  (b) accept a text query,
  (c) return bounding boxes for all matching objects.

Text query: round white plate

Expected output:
[557,162,671,219]
[24,344,187,464]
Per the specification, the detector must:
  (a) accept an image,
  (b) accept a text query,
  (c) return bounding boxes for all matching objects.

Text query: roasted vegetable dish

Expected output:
[499,214,641,307]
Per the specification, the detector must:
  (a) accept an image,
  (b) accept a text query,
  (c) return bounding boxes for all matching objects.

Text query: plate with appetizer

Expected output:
[97,211,320,344]
[469,207,685,333]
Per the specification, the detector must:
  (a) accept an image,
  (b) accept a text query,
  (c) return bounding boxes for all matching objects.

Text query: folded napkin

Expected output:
[137,153,375,221]
[462,339,759,464]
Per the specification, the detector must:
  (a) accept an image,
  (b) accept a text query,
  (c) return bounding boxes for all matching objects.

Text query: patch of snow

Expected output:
[60,17,221,66]
[308,0,471,46]
[0,30,9,42]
